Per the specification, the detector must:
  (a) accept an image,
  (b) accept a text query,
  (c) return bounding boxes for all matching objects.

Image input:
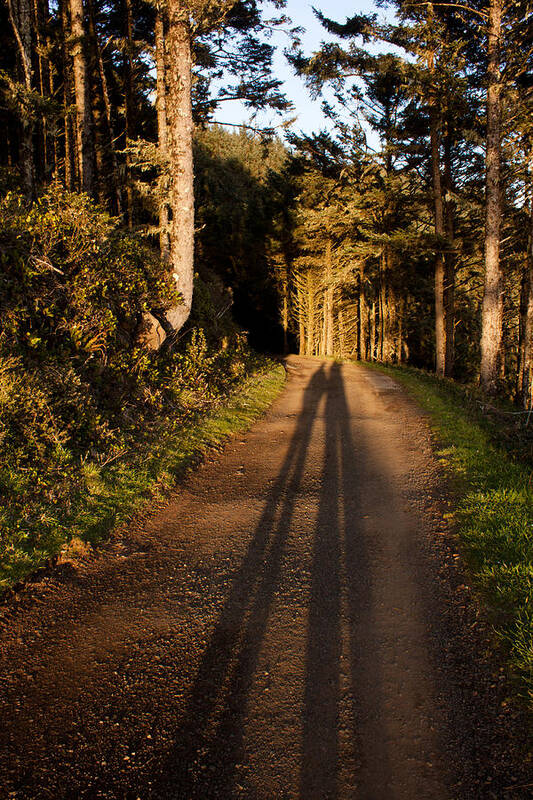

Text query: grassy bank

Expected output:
[371,363,533,704]
[1,361,285,591]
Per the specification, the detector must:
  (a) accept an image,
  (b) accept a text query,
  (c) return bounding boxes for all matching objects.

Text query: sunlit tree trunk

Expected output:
[320,289,327,356]
[387,280,396,362]
[90,70,106,203]
[480,0,503,394]
[429,94,446,375]
[398,300,404,363]
[338,308,345,358]
[443,113,455,376]
[165,0,194,334]
[307,271,314,355]
[156,4,170,261]
[69,0,95,195]
[280,266,289,355]
[297,283,305,355]
[325,237,333,356]
[370,301,376,361]
[60,0,76,190]
[32,0,52,180]
[518,255,529,399]
[519,184,533,408]
[123,0,135,227]
[357,263,367,361]
[379,252,386,361]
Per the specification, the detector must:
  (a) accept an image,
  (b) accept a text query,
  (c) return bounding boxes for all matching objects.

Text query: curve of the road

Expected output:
[0,357,530,799]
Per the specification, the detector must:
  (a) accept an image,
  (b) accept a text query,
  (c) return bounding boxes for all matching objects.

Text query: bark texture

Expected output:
[166,0,195,334]
[519,198,533,408]
[325,238,333,356]
[60,0,76,190]
[480,0,503,394]
[69,0,95,195]
[430,101,446,377]
[443,117,455,377]
[156,5,170,263]
[306,271,315,356]
[123,0,135,227]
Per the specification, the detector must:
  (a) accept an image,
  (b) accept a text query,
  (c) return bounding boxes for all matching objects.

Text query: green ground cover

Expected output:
[0,361,285,590]
[371,363,533,704]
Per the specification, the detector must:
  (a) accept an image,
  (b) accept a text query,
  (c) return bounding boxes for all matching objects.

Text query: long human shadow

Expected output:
[300,364,342,798]
[337,363,394,799]
[155,364,328,799]
[300,362,393,799]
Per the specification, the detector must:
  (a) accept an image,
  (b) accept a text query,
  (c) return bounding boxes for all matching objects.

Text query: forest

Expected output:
[1,0,533,582]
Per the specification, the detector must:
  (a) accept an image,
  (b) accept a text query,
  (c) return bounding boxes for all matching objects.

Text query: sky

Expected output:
[214,0,397,137]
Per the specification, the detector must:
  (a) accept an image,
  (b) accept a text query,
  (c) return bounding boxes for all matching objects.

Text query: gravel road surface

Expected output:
[0,357,530,799]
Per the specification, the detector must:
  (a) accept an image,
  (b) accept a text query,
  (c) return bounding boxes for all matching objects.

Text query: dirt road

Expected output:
[0,357,530,799]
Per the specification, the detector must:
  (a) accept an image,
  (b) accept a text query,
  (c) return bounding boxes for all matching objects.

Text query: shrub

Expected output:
[0,187,263,587]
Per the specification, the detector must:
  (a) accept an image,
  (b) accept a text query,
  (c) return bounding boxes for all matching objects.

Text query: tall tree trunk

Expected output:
[430,95,446,376]
[32,0,50,180]
[357,264,367,361]
[306,271,315,355]
[60,0,75,189]
[398,299,404,363]
[379,252,386,361]
[43,0,59,180]
[123,0,135,227]
[480,0,503,394]
[519,179,533,408]
[321,289,327,356]
[87,0,122,212]
[427,2,447,376]
[388,280,396,362]
[165,0,195,334]
[156,5,170,261]
[325,237,333,356]
[518,255,529,399]
[69,0,95,195]
[7,0,35,198]
[280,267,289,355]
[443,111,456,376]
[297,283,305,355]
[370,302,376,361]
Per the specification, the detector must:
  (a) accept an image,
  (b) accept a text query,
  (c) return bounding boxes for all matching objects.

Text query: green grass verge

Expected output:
[1,362,286,591]
[368,362,533,704]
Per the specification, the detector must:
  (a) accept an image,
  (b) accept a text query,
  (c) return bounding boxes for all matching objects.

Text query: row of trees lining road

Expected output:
[281,0,533,403]
[2,0,292,344]
[3,0,533,406]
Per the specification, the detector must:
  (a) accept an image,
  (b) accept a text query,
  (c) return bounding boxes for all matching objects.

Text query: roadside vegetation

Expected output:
[373,363,533,703]
[0,185,285,590]
[0,321,284,591]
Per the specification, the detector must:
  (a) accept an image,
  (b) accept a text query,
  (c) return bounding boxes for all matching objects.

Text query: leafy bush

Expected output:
[0,188,266,587]
[0,186,178,361]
